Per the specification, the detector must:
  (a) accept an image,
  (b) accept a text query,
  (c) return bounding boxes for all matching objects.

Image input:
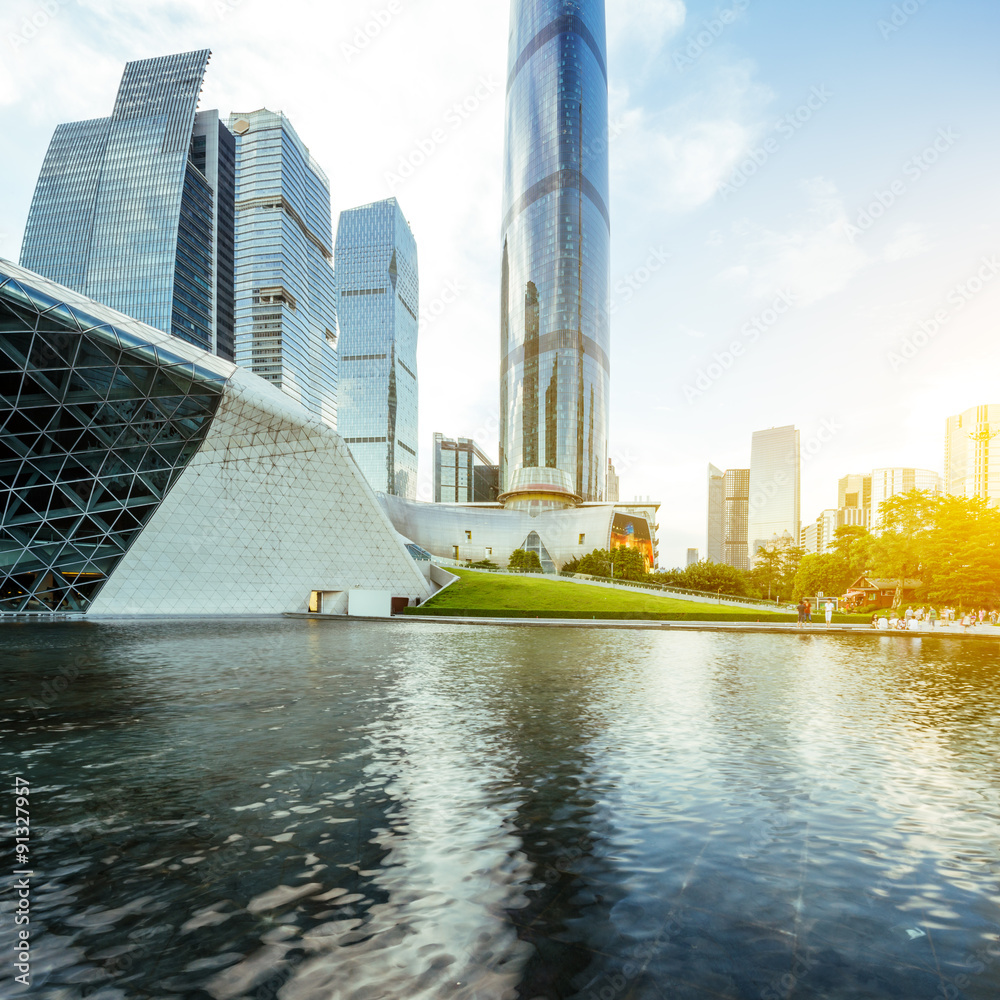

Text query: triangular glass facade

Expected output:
[520,529,556,574]
[0,276,223,613]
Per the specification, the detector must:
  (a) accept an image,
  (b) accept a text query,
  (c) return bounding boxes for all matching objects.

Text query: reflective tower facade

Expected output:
[20,50,235,360]
[748,425,801,560]
[945,404,1000,507]
[500,0,611,505]
[334,198,418,499]
[227,110,338,428]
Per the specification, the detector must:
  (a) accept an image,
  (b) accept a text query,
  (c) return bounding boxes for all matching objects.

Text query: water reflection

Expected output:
[0,621,998,999]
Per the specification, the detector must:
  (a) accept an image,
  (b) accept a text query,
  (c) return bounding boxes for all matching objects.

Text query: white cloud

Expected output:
[883,224,931,263]
[732,178,873,305]
[607,0,686,56]
[612,64,772,213]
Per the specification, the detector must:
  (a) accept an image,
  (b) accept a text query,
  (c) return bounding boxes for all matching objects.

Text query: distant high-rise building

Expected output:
[870,468,942,526]
[21,50,236,360]
[499,0,610,507]
[748,426,800,559]
[838,473,872,513]
[837,506,870,530]
[707,465,724,563]
[334,198,418,498]
[945,404,1000,507]
[434,434,496,503]
[801,509,839,555]
[708,465,750,569]
[473,464,501,503]
[686,548,699,567]
[227,110,338,428]
[723,469,751,570]
[606,460,620,503]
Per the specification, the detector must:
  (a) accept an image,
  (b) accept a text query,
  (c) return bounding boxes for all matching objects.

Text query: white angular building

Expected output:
[0,260,430,616]
[379,495,657,574]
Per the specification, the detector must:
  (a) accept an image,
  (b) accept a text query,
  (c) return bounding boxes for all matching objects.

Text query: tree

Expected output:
[577,549,611,577]
[751,547,784,600]
[610,546,648,582]
[649,567,686,588]
[919,495,1000,610]
[793,553,854,601]
[681,560,752,596]
[830,525,872,580]
[778,546,805,597]
[576,547,648,581]
[869,490,938,609]
[508,548,542,573]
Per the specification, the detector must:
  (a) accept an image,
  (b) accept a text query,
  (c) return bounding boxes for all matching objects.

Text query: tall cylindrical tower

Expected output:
[499,0,610,510]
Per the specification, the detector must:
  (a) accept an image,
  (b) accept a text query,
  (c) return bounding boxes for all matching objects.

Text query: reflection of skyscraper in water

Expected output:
[499,0,611,507]
[334,198,418,499]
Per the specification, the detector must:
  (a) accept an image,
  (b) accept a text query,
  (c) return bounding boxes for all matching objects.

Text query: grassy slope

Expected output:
[407,570,870,623]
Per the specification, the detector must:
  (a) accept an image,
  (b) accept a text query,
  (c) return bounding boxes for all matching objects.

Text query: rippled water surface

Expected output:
[1,620,999,999]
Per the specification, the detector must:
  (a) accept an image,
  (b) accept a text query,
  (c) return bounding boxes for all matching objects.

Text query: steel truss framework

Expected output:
[0,275,224,613]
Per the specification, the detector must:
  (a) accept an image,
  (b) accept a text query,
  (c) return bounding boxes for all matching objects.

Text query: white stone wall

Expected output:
[91,370,430,615]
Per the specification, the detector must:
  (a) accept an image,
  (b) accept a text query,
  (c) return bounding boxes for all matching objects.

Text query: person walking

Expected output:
[796,599,807,626]
[805,600,813,624]
[824,599,835,625]
[929,607,938,629]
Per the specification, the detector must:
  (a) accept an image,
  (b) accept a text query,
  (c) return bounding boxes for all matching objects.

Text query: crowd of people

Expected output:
[869,606,999,630]
[792,599,999,630]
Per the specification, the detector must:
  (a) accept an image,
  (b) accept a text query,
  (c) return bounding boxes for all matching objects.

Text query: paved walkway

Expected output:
[285,613,1000,641]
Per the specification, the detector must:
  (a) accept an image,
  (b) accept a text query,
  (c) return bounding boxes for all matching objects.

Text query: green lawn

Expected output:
[406,570,870,623]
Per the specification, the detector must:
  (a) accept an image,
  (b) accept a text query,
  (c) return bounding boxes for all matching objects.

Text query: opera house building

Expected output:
[0,260,431,616]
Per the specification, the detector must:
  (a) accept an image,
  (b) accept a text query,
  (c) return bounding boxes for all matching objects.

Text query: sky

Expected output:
[1,0,998,567]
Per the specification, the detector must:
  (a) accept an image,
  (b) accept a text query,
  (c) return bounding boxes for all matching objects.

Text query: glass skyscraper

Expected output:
[334,198,418,499]
[748,425,801,560]
[227,110,338,428]
[499,0,611,505]
[433,434,498,503]
[20,50,236,360]
[707,464,750,569]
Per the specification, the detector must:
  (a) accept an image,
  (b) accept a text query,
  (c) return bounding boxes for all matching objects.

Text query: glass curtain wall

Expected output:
[500,0,611,502]
[228,110,338,428]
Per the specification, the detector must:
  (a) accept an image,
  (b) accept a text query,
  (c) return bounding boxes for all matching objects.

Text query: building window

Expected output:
[465,530,472,541]
[579,534,585,545]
